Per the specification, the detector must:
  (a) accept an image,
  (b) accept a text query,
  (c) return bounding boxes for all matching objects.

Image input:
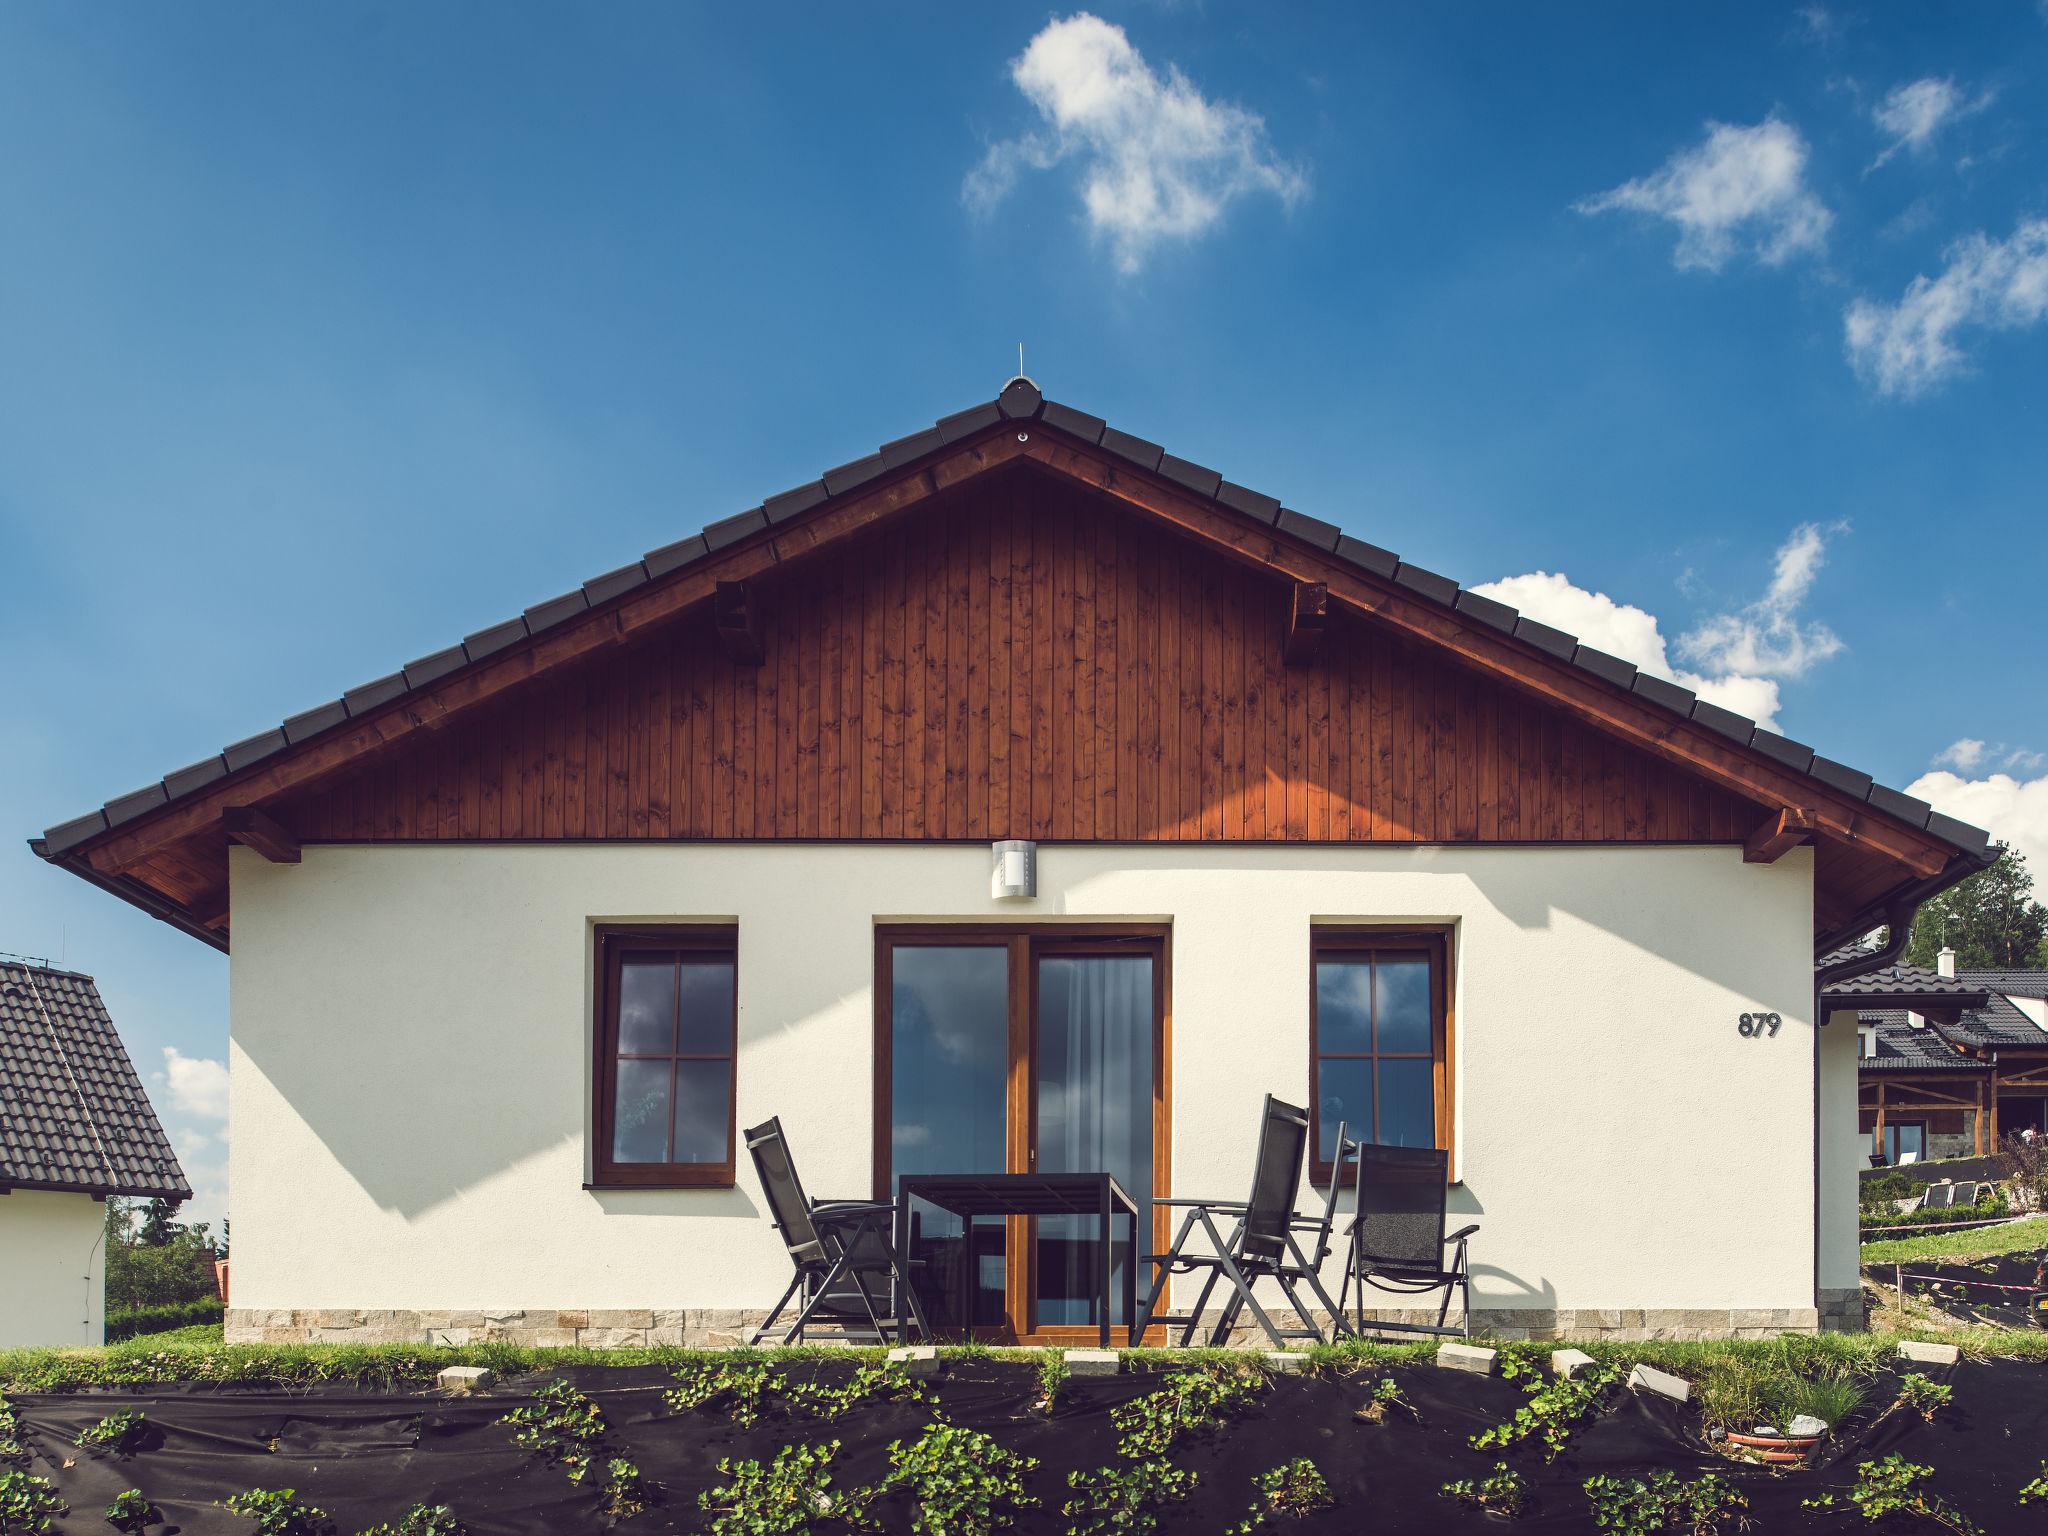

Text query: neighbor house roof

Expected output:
[1956,968,2048,1001]
[1931,993,2048,1055]
[1821,960,1991,1012]
[1854,1011,1987,1072]
[28,378,1994,953]
[0,959,190,1198]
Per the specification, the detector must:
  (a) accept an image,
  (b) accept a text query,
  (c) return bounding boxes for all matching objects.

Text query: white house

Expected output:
[0,958,190,1347]
[33,380,1990,1346]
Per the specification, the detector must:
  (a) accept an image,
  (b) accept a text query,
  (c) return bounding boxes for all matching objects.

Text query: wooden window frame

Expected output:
[872,922,1172,1343]
[1309,926,1454,1184]
[590,923,738,1189]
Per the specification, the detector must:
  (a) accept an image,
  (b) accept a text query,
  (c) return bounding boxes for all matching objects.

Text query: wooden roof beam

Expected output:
[1744,806,1816,865]
[714,580,764,666]
[223,806,300,865]
[1283,581,1328,666]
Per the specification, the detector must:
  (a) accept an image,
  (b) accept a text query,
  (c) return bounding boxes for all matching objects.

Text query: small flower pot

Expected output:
[1725,1430,1821,1465]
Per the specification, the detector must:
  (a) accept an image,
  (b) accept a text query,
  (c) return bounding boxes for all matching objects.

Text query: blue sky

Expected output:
[3,3,2045,1229]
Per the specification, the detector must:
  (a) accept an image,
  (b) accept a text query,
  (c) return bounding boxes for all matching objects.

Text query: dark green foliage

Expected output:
[876,1423,1038,1535]
[108,1298,227,1342]
[1440,1462,1530,1519]
[498,1378,608,1482]
[104,1487,156,1531]
[0,1470,64,1535]
[698,1441,873,1535]
[1060,1460,1196,1536]
[75,1410,145,1453]
[356,1504,466,1536]
[1907,844,2048,970]
[1472,1356,1620,1459]
[1231,1458,1333,1531]
[1892,1373,1953,1419]
[1802,1455,1981,1534]
[1860,1171,1915,1209]
[222,1488,334,1536]
[1034,1350,1067,1413]
[663,1358,928,1427]
[1859,1189,2009,1232]
[1109,1365,1265,1458]
[602,1459,646,1521]
[2018,1465,2048,1505]
[0,1397,24,1464]
[1584,1470,1749,1535]
[1351,1376,1416,1424]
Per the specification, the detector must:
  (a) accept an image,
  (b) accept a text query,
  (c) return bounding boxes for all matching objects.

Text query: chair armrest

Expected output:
[1153,1198,1249,1210]
[1444,1224,1479,1243]
[810,1200,895,1224]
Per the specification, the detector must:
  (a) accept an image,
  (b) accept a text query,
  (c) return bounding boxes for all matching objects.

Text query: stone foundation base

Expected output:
[227,1303,1821,1348]
[1817,1287,1865,1334]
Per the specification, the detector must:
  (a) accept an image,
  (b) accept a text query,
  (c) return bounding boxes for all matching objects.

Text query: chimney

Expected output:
[1937,946,1957,980]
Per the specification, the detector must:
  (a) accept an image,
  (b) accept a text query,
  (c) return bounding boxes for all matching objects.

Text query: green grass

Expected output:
[1859,1213,2048,1265]
[5,1327,2045,1396]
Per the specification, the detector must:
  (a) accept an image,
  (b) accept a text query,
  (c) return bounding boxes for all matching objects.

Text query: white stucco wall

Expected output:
[0,1188,107,1348]
[1817,1006,1864,1294]
[228,840,1816,1320]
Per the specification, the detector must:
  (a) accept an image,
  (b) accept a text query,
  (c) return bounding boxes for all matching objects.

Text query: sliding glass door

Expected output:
[877,927,1166,1340]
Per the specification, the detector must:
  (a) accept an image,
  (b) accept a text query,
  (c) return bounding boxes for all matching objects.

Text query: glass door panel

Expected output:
[889,945,1010,1329]
[1033,952,1154,1331]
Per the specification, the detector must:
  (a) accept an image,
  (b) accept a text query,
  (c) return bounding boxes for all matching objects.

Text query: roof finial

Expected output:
[1005,342,1037,393]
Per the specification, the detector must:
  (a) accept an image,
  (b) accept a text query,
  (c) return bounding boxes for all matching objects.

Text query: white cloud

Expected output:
[1471,523,1851,733]
[1870,77,1988,169]
[1936,737,1988,771]
[1576,117,1832,271]
[162,1045,228,1123]
[1844,217,2048,396]
[1676,521,1847,681]
[965,12,1307,273]
[1908,769,2048,876]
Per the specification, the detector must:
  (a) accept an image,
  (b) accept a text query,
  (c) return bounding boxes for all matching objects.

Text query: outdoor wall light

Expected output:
[991,839,1037,900]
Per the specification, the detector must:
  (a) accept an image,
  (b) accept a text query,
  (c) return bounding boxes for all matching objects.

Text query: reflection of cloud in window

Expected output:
[893,1122,932,1148]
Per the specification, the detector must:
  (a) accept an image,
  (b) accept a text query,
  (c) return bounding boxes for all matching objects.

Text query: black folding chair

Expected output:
[1136,1096,1350,1349]
[744,1117,929,1346]
[1340,1143,1477,1338]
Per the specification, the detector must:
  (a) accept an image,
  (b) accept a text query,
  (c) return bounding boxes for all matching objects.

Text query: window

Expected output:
[1867,1121,1926,1166]
[1310,931,1450,1179]
[591,926,737,1187]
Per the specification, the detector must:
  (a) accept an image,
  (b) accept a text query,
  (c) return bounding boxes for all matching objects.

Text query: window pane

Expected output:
[676,958,735,1055]
[1316,1057,1370,1160]
[1314,959,1371,1054]
[1374,956,1433,1054]
[612,1058,672,1162]
[1376,1058,1435,1148]
[671,1060,732,1163]
[617,956,677,1055]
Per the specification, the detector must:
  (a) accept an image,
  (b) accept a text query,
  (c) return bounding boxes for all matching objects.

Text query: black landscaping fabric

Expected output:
[12,1356,2048,1534]
[1870,1248,2048,1328]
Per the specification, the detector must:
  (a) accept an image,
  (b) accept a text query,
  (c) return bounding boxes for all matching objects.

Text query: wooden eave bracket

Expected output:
[1283,581,1328,666]
[714,580,764,666]
[223,805,301,864]
[1743,806,1816,864]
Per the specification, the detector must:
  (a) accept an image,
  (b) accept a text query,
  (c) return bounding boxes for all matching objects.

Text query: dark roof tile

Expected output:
[762,481,829,525]
[997,378,1043,419]
[1157,453,1223,499]
[1572,645,1637,689]
[281,700,349,745]
[879,427,945,469]
[1394,562,1460,606]
[522,590,589,634]
[1512,615,1576,660]
[1334,536,1398,579]
[1631,673,1695,714]
[1808,755,1874,800]
[1925,810,1991,853]
[161,757,228,799]
[1099,427,1164,471]
[821,453,888,497]
[702,507,767,552]
[102,784,168,828]
[1866,782,1933,828]
[1453,590,1519,634]
[1688,699,1755,746]
[1215,481,1281,523]
[402,646,468,691]
[1040,401,1106,443]
[343,672,411,715]
[222,728,288,774]
[462,617,530,662]
[936,401,1003,442]
[582,562,649,606]
[1749,729,1815,775]
[40,810,107,855]
[644,534,708,578]
[1277,509,1341,551]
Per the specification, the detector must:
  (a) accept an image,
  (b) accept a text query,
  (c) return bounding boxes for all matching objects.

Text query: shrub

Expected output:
[0,1470,64,1535]
[1860,1171,1915,1209]
[106,1228,220,1310]
[1584,1470,1749,1535]
[1061,1460,1196,1536]
[108,1298,226,1342]
[1231,1458,1334,1530]
[876,1423,1038,1536]
[1441,1462,1530,1519]
[104,1488,155,1533]
[222,1489,334,1536]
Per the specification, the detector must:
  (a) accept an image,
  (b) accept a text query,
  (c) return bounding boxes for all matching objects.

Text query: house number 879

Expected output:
[1738,1013,1782,1037]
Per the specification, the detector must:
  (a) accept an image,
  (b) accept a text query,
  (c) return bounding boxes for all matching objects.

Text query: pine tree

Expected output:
[1906,843,2048,970]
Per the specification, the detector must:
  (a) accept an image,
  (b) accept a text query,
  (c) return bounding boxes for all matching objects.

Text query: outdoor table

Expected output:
[894,1172,1142,1348]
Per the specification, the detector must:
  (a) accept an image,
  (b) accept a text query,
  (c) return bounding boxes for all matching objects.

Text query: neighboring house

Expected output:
[1832,949,2048,1163]
[0,958,189,1347]
[30,380,1992,1344]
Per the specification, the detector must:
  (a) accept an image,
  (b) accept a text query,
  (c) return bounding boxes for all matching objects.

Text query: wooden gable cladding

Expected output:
[275,467,1758,848]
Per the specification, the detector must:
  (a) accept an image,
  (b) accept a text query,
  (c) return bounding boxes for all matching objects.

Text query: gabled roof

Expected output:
[0,959,190,1198]
[1854,1012,1987,1072]
[1957,968,2048,1001]
[29,378,1993,953]
[1821,960,1991,1013]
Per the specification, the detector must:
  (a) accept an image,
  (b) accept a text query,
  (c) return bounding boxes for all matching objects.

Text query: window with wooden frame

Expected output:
[1310,929,1451,1181]
[591,925,737,1188]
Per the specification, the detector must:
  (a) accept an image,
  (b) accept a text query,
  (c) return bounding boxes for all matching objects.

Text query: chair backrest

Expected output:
[1240,1096,1311,1264]
[1923,1182,1956,1210]
[1301,1120,1354,1264]
[745,1117,827,1266]
[1353,1143,1450,1271]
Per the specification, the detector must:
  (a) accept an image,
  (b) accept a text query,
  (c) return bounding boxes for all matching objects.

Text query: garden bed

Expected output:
[5,1345,2048,1534]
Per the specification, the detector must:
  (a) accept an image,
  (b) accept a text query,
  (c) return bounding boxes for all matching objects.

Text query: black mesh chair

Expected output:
[1340,1143,1477,1338]
[1136,1096,1349,1349]
[744,1117,929,1346]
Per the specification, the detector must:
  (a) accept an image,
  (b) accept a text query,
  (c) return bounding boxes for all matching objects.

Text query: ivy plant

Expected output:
[1473,1362,1620,1460]
[356,1504,467,1536]
[1034,1351,1068,1415]
[666,1358,927,1428]
[1802,1456,1981,1536]
[1441,1462,1530,1519]
[698,1441,875,1536]
[1061,1460,1196,1536]
[1110,1366,1265,1459]
[1892,1373,1954,1420]
[499,1378,608,1482]
[75,1410,146,1454]
[105,1488,157,1533]
[1352,1377,1416,1425]
[0,1398,26,1465]
[222,1488,336,1536]
[602,1459,647,1522]
[1583,1470,1749,1536]
[1230,1458,1333,1531]
[875,1423,1038,1536]
[2020,1465,2048,1505]
[0,1470,65,1536]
